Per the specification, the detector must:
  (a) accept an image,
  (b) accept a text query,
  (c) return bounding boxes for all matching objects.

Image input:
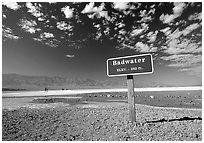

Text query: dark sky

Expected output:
[2,2,202,86]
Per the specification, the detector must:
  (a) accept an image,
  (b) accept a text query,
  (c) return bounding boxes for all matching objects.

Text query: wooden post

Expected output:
[127,75,136,122]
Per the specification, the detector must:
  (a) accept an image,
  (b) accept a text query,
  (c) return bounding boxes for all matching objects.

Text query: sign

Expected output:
[106,54,154,122]
[106,54,154,77]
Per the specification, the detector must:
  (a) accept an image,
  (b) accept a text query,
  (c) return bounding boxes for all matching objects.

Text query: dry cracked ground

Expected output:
[2,92,202,141]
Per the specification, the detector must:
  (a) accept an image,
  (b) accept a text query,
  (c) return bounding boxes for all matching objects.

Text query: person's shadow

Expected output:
[145,116,202,124]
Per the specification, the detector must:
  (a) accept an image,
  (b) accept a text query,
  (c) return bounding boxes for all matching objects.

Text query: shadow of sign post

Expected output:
[107,54,154,123]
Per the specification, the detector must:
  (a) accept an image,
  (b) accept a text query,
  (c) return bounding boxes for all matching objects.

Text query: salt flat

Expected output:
[2,86,202,98]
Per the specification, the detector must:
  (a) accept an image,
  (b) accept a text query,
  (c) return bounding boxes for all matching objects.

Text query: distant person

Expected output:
[45,88,48,92]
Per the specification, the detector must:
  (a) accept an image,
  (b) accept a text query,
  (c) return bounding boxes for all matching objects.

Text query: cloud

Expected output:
[18,19,41,34]
[166,28,182,41]
[182,23,201,36]
[160,27,171,36]
[33,32,60,47]
[3,14,6,18]
[161,22,201,55]
[81,2,105,14]
[173,2,186,15]
[2,25,20,41]
[160,2,186,24]
[135,42,157,53]
[113,2,129,10]
[51,15,57,20]
[160,14,175,24]
[161,54,201,66]
[45,39,60,47]
[81,2,95,13]
[56,21,73,31]
[135,42,150,52]
[188,12,202,21]
[26,2,45,21]
[65,55,75,58]
[34,37,60,47]
[120,41,157,53]
[131,23,149,36]
[114,22,125,31]
[3,2,21,10]
[118,29,126,35]
[160,54,202,77]
[61,6,74,19]
[94,31,102,40]
[33,37,42,42]
[40,32,54,39]
[179,65,201,76]
[159,15,201,77]
[117,22,125,28]
[147,30,158,43]
[131,29,144,36]
[165,39,201,55]
[81,3,110,20]
[139,7,155,22]
[103,26,110,36]
[98,11,110,20]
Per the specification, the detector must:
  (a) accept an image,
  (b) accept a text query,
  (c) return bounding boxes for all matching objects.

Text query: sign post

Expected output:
[127,75,136,122]
[106,54,153,122]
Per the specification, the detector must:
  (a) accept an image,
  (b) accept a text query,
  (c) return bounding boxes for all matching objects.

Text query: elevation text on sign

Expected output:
[106,54,154,77]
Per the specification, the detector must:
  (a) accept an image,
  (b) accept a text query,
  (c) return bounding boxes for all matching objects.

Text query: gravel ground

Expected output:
[2,100,202,141]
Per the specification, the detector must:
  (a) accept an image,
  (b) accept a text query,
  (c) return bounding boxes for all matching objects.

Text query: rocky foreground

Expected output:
[2,101,202,141]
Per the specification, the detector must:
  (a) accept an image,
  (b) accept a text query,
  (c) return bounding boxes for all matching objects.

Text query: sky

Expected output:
[2,2,202,87]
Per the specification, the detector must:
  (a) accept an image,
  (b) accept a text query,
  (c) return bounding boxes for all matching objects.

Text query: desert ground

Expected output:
[2,87,202,141]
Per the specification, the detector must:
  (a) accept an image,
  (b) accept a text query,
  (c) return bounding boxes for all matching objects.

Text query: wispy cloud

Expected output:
[179,65,201,76]
[138,7,155,22]
[146,30,158,43]
[135,42,157,53]
[188,12,202,21]
[131,29,144,36]
[44,39,60,47]
[161,54,201,66]
[65,54,75,58]
[2,25,20,41]
[160,13,202,77]
[18,19,41,34]
[182,23,201,36]
[131,23,149,36]
[33,32,60,47]
[33,37,60,47]
[160,27,171,36]
[160,54,202,77]
[161,21,202,55]
[119,41,157,54]
[164,39,201,55]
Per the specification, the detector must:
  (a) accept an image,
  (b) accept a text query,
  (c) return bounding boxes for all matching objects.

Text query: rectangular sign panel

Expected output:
[107,54,154,77]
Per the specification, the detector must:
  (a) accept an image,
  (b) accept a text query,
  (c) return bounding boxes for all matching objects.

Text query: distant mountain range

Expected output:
[2,73,177,91]
[2,73,125,90]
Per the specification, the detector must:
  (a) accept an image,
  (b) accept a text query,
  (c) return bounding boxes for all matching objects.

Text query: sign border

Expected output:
[106,53,154,77]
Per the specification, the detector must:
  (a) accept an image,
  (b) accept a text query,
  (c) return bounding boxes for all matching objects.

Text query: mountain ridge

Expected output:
[2,73,193,91]
[2,73,125,90]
